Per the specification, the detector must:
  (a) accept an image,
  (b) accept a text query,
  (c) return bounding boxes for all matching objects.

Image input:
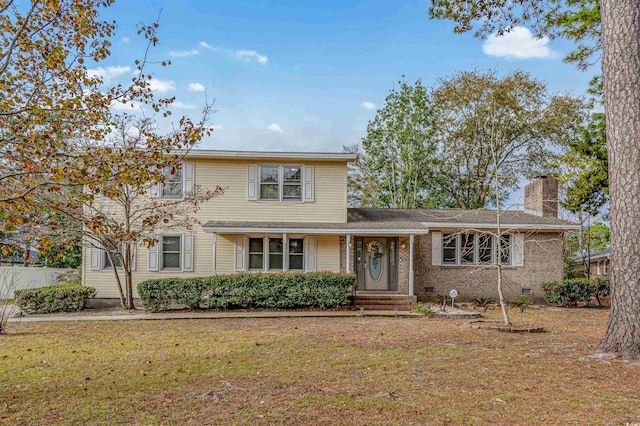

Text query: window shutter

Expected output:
[304,236,317,272]
[90,245,102,270]
[182,234,194,272]
[149,181,159,198]
[431,232,442,266]
[235,235,246,271]
[148,237,159,271]
[247,165,258,200]
[303,165,314,202]
[183,162,195,196]
[512,233,524,267]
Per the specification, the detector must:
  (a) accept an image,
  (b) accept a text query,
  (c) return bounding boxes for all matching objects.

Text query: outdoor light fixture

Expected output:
[400,242,406,249]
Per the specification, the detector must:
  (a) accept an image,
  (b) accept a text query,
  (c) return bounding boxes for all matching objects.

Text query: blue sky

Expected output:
[96,0,596,156]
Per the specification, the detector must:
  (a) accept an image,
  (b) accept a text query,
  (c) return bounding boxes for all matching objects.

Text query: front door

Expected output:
[363,237,389,290]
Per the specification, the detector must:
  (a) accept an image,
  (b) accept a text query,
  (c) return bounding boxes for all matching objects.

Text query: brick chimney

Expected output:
[524,176,559,218]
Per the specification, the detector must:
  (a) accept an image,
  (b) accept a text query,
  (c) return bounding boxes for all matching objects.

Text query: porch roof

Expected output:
[201,219,429,235]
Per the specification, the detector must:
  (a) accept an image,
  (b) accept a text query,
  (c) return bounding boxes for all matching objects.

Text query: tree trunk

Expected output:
[597,0,640,359]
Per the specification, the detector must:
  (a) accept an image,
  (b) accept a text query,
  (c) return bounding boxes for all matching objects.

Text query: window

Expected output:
[289,239,304,270]
[478,234,493,263]
[282,166,302,200]
[440,233,512,266]
[249,238,264,270]
[461,234,475,263]
[269,238,284,270]
[161,166,183,199]
[103,238,123,270]
[259,166,279,201]
[246,236,305,271]
[259,165,302,201]
[161,236,181,270]
[103,249,122,269]
[603,260,608,275]
[442,234,457,264]
[498,235,511,265]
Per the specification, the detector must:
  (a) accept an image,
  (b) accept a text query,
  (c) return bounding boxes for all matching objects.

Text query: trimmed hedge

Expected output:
[542,278,610,306]
[15,284,96,314]
[137,272,355,312]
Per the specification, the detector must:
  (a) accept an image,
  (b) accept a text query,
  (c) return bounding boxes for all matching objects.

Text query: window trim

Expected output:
[159,234,182,272]
[245,234,305,272]
[160,165,184,200]
[440,233,513,267]
[258,165,303,202]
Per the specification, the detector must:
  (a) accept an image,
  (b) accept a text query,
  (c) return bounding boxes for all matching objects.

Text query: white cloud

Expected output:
[361,101,376,110]
[169,48,199,58]
[200,41,215,50]
[211,124,223,130]
[171,101,195,109]
[482,26,555,59]
[111,99,142,111]
[187,82,206,92]
[148,78,175,93]
[122,37,130,44]
[87,66,131,84]
[267,123,283,132]
[235,49,268,64]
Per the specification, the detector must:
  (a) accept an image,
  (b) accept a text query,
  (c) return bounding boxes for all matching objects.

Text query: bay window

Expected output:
[441,233,513,266]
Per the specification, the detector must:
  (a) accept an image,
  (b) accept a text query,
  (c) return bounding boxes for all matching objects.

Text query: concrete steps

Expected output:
[353,294,417,311]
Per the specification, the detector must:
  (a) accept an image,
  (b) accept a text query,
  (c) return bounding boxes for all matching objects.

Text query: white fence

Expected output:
[0,266,74,299]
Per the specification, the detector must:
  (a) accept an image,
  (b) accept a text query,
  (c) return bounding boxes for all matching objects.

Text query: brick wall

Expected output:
[414,232,564,303]
[339,231,564,304]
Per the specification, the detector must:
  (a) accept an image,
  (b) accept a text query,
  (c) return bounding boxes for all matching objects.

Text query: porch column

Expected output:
[346,234,351,273]
[212,232,218,276]
[409,234,415,296]
[283,232,289,271]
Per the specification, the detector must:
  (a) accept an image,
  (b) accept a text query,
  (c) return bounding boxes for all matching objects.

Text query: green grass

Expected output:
[0,309,639,425]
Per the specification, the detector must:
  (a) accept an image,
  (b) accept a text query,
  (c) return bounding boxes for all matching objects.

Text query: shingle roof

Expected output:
[202,208,578,233]
[348,208,579,228]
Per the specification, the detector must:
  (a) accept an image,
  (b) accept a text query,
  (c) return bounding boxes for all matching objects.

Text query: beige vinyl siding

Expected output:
[85,233,215,299]
[84,157,349,297]
[316,235,341,271]
[191,159,347,224]
[85,233,343,298]
[215,234,237,274]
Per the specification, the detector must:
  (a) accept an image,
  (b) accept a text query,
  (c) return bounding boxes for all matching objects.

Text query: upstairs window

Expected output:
[259,165,302,201]
[161,166,183,199]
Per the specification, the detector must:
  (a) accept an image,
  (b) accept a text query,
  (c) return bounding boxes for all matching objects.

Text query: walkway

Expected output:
[7,307,422,323]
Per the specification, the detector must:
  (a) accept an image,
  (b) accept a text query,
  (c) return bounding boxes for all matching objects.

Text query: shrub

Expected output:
[471,297,495,313]
[137,272,355,312]
[542,278,610,306]
[15,284,96,314]
[508,297,532,313]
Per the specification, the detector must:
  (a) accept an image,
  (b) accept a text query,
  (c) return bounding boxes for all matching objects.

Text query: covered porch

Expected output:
[201,219,429,308]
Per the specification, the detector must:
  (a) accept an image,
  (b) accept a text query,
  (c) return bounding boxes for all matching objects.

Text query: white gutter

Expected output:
[201,226,429,236]
[177,149,357,162]
[420,222,581,231]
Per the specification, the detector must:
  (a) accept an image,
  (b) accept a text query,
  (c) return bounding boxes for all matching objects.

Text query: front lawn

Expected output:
[1,309,638,425]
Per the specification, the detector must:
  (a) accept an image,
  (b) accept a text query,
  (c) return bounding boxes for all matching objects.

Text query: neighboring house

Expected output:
[83,150,578,307]
[587,248,611,278]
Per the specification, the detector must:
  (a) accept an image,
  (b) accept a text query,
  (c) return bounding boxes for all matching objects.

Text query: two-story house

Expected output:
[83,150,579,308]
